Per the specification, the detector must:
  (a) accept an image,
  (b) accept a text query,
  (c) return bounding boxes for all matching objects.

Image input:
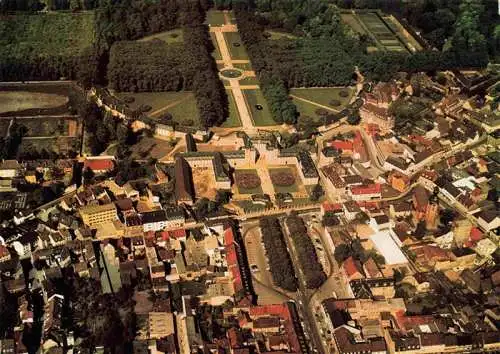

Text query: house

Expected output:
[83,157,115,174]
[0,244,11,262]
[297,151,319,185]
[0,160,22,178]
[148,312,175,339]
[360,103,394,130]
[174,157,195,205]
[350,183,381,201]
[343,256,364,282]
[388,171,410,192]
[79,203,118,229]
[142,207,184,232]
[477,210,500,232]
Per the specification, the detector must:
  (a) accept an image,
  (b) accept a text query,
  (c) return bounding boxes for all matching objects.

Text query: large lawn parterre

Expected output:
[224,31,249,60]
[244,89,275,126]
[206,10,226,26]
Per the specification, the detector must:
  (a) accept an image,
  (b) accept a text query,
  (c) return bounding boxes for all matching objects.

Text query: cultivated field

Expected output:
[0,12,95,60]
[137,28,183,43]
[244,89,275,126]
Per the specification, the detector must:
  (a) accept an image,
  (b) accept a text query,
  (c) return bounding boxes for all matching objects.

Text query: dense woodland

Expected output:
[259,217,298,292]
[285,215,327,289]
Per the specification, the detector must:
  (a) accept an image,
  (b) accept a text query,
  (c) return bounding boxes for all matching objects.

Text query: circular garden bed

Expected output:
[236,173,261,189]
[271,171,296,186]
[220,69,243,79]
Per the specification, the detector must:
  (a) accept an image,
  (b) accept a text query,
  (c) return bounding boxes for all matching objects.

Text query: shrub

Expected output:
[339,90,349,98]
[315,108,329,116]
[329,99,341,107]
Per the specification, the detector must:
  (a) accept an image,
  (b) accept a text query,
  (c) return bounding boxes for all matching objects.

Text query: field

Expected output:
[290,87,355,109]
[206,10,226,26]
[221,90,242,128]
[0,12,95,60]
[340,13,367,35]
[115,91,200,127]
[341,11,419,53]
[210,32,222,60]
[0,91,68,114]
[224,32,249,60]
[265,31,298,40]
[244,89,275,126]
[137,29,183,43]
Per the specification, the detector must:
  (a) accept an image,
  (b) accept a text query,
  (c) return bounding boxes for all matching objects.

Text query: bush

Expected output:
[138,104,152,113]
[339,90,349,98]
[329,99,341,107]
[122,96,135,104]
[315,108,329,116]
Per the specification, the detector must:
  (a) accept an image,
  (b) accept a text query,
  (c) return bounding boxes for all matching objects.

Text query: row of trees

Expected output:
[284,215,327,289]
[181,1,229,128]
[259,217,298,292]
[0,0,98,12]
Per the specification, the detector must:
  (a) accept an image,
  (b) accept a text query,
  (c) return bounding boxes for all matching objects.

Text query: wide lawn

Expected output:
[292,97,326,125]
[0,91,68,114]
[224,31,249,60]
[290,87,355,110]
[243,89,275,126]
[0,12,95,60]
[221,90,242,128]
[239,76,259,86]
[206,10,226,26]
[115,91,200,127]
[137,28,183,43]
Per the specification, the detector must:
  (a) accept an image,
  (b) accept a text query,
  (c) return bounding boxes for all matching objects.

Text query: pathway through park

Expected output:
[209,13,257,131]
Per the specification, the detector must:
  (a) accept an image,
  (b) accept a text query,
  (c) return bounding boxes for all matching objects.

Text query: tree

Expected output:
[309,184,324,202]
[334,243,351,264]
[347,113,361,125]
[322,212,340,227]
[215,190,231,206]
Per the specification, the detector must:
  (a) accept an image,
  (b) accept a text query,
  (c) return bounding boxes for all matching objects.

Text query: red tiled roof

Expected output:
[224,227,235,246]
[323,202,342,212]
[329,140,354,151]
[168,229,186,239]
[0,245,9,258]
[84,158,115,172]
[351,183,381,195]
[469,227,483,242]
[343,256,362,278]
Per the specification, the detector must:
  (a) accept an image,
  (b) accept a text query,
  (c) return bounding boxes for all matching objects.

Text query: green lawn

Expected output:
[233,62,253,71]
[206,10,226,26]
[115,91,200,127]
[234,169,263,195]
[137,28,183,43]
[290,87,355,109]
[224,32,249,60]
[221,90,242,128]
[266,30,298,40]
[239,76,259,86]
[243,89,276,126]
[210,32,222,60]
[269,167,300,194]
[292,98,326,124]
[0,12,95,60]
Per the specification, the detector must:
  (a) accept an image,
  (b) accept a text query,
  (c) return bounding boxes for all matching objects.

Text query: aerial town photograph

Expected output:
[0,0,498,353]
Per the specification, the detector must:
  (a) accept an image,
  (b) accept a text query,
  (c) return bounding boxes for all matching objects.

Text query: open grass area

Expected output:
[115,91,200,126]
[244,89,276,126]
[224,31,249,60]
[233,62,253,71]
[221,90,242,128]
[290,87,354,109]
[265,30,298,40]
[0,91,68,114]
[239,76,259,86]
[0,12,95,60]
[210,32,222,60]
[234,169,263,195]
[137,28,183,43]
[292,98,326,124]
[206,10,226,26]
